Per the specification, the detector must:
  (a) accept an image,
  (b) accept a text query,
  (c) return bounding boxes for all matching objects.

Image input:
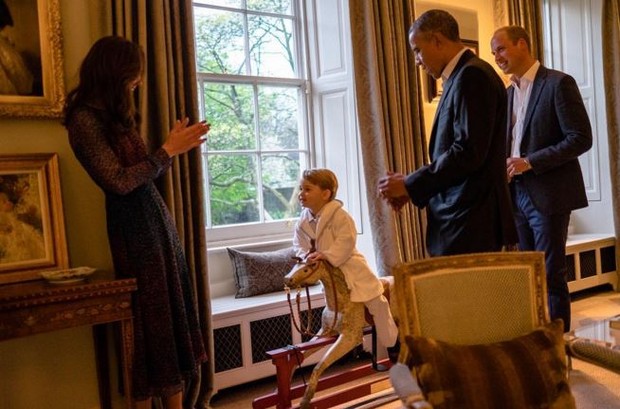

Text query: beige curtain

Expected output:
[602,1,620,283]
[108,1,214,407]
[494,0,544,60]
[349,1,427,276]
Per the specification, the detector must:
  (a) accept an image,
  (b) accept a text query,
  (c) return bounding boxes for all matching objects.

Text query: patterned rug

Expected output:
[570,358,620,409]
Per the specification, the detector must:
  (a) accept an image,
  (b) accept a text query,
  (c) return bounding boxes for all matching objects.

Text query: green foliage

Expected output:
[194,1,304,228]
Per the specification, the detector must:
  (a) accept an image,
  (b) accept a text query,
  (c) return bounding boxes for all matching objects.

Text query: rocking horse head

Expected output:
[284,258,350,306]
[284,257,355,338]
[284,257,328,289]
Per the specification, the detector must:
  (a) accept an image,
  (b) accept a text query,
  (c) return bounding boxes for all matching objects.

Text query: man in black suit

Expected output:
[378,9,516,256]
[491,26,592,332]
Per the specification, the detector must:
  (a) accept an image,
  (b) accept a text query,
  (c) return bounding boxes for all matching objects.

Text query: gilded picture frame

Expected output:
[426,39,479,103]
[0,153,68,284]
[0,0,65,118]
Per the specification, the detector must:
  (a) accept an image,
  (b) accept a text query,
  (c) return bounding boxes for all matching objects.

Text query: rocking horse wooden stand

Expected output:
[252,259,396,409]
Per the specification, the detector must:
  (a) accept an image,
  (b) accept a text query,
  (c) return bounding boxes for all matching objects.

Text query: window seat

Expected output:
[211,284,324,320]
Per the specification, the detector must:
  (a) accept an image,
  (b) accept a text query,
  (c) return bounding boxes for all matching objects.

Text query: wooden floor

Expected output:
[209,285,620,409]
[209,346,387,408]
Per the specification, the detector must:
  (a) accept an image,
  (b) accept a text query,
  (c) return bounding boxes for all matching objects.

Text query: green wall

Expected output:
[0,2,120,408]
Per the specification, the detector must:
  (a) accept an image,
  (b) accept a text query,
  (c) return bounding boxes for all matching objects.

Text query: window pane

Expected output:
[248,15,296,77]
[194,0,309,236]
[203,82,256,151]
[208,154,260,226]
[194,0,292,15]
[194,8,246,75]
[258,86,300,150]
[261,153,301,221]
[247,0,293,15]
[194,0,242,7]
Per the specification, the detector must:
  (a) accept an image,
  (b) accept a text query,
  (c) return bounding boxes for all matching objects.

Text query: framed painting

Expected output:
[0,153,68,284]
[0,0,65,118]
[426,39,479,103]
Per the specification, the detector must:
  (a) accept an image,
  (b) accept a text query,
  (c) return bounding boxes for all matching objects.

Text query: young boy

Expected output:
[293,168,398,348]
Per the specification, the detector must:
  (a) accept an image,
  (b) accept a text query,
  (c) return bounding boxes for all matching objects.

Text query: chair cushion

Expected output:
[404,319,575,409]
[227,247,297,298]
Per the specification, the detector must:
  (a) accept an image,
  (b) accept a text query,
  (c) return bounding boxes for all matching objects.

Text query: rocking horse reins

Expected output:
[285,284,315,336]
[285,260,340,337]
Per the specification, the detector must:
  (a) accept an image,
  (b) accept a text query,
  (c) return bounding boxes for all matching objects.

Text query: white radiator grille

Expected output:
[250,313,292,363]
[214,324,242,373]
[579,250,597,278]
[601,245,616,273]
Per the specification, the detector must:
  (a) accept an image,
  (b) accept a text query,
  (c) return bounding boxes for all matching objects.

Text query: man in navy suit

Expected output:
[378,9,517,256]
[491,26,592,332]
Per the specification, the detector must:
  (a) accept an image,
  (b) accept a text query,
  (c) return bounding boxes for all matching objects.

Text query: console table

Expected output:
[0,273,137,409]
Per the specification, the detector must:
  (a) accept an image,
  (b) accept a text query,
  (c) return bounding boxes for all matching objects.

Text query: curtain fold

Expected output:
[602,1,620,285]
[494,0,544,60]
[108,1,214,407]
[349,0,427,276]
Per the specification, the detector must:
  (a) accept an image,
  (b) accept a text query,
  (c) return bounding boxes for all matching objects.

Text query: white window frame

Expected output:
[193,1,315,247]
[194,0,372,256]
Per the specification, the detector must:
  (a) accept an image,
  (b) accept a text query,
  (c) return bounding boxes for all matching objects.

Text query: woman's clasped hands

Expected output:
[162,118,210,157]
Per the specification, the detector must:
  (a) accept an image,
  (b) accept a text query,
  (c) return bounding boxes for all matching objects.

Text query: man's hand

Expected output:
[506,157,532,179]
[378,172,410,211]
[387,196,410,211]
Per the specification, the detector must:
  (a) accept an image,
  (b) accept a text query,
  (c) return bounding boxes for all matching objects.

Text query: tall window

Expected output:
[193,0,309,243]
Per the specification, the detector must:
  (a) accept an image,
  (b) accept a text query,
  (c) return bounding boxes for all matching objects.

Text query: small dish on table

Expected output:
[40,267,96,284]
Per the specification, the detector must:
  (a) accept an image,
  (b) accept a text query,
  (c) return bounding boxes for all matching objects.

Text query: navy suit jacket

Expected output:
[507,66,592,215]
[404,50,517,256]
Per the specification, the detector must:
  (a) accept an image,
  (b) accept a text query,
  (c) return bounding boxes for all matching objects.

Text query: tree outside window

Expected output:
[193,0,309,237]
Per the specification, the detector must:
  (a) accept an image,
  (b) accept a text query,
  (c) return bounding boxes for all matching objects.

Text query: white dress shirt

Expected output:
[510,61,540,157]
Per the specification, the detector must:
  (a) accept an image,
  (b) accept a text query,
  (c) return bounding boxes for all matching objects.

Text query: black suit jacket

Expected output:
[404,50,517,256]
[507,66,592,215]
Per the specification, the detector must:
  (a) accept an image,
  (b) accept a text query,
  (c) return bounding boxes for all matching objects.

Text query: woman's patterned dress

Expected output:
[67,105,207,400]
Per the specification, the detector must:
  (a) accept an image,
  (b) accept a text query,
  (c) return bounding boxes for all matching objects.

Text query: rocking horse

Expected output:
[252,258,396,409]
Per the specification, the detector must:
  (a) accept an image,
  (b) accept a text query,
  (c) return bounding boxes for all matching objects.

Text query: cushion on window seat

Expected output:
[227,246,297,298]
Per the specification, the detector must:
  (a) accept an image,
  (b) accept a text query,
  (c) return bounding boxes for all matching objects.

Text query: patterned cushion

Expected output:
[404,319,575,409]
[227,247,297,298]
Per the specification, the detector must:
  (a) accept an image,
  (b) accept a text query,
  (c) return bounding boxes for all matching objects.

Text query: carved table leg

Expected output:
[93,324,112,409]
[120,318,134,409]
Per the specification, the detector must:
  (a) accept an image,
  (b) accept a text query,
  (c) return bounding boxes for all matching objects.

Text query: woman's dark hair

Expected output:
[0,0,14,30]
[63,36,144,129]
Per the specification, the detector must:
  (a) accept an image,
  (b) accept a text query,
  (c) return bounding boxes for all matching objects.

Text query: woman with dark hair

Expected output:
[63,36,209,409]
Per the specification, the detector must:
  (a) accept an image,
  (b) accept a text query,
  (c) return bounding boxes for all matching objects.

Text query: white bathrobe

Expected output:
[293,200,384,303]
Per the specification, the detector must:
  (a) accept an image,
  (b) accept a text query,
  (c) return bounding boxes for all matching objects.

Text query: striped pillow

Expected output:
[404,319,575,409]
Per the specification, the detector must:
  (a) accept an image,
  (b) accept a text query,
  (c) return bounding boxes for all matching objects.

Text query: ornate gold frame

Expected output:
[0,0,65,118]
[0,153,68,284]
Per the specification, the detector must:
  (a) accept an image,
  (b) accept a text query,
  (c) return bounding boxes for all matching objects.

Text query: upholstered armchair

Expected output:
[389,251,576,409]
